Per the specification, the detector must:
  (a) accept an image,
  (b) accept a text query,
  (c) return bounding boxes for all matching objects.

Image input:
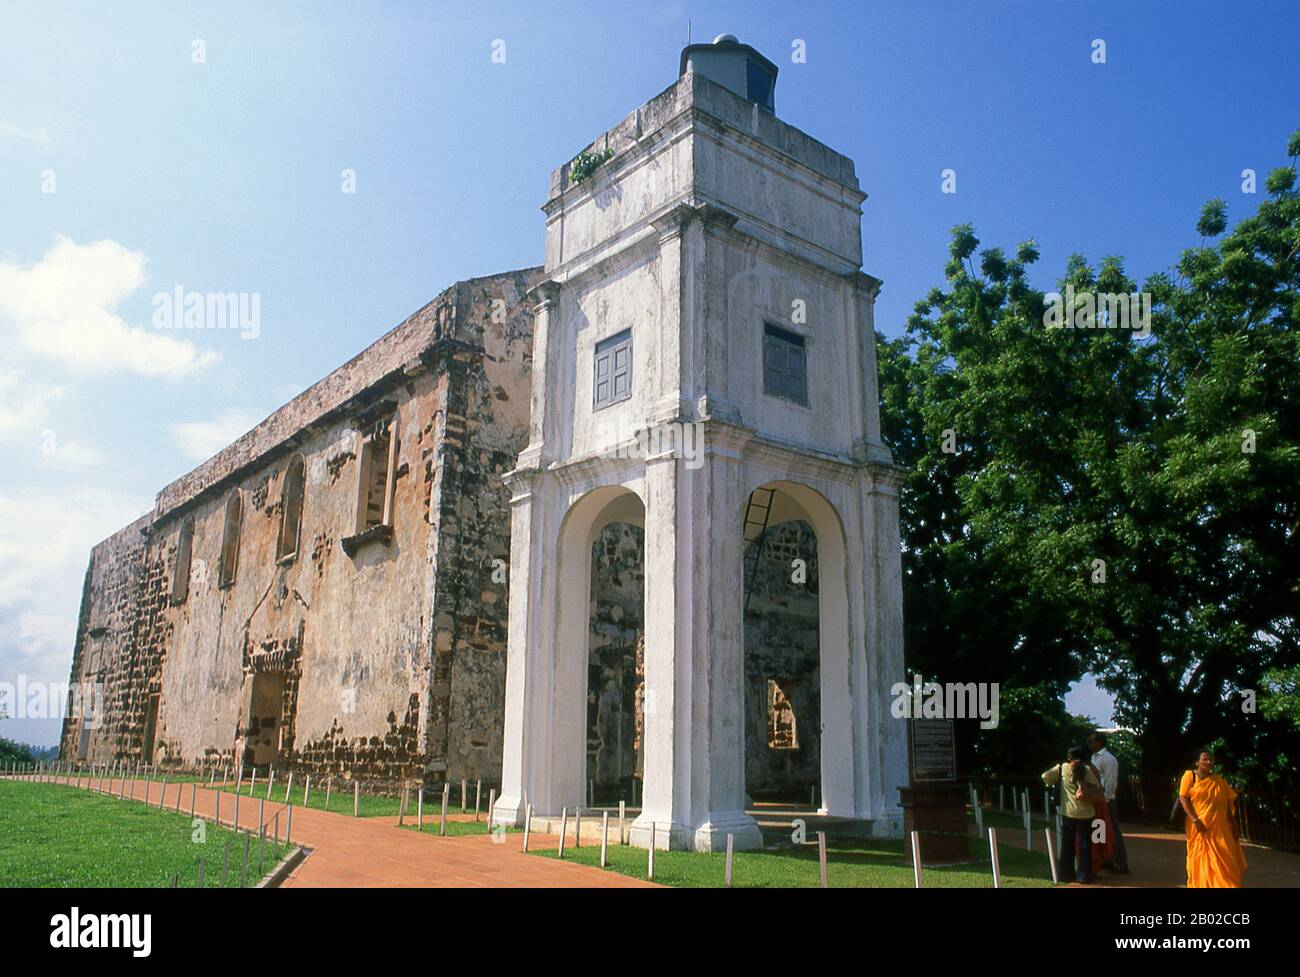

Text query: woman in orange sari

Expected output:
[1178,750,1247,888]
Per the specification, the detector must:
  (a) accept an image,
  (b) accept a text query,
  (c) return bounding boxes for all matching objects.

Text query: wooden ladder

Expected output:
[741,487,776,612]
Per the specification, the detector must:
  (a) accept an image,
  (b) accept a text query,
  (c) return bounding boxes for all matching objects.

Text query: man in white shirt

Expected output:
[1088,731,1130,873]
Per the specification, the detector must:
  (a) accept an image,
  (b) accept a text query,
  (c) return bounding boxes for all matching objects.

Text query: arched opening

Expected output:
[277,454,306,562]
[741,480,854,818]
[170,516,195,604]
[219,490,242,587]
[743,510,820,803]
[586,520,644,806]
[550,486,645,813]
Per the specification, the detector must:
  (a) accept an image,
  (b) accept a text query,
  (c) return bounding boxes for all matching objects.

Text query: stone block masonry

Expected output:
[62,38,908,845]
[61,268,541,794]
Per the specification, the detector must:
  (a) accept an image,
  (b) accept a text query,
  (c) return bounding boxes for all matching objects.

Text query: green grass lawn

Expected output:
[530,821,1056,888]
[399,818,514,838]
[40,768,490,820]
[209,777,495,820]
[18,767,212,786]
[0,779,291,888]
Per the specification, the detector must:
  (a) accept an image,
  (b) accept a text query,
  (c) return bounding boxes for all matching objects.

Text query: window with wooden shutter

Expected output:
[593,329,632,409]
[762,322,808,405]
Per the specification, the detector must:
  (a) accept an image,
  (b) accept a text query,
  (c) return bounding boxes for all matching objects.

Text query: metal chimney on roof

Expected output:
[679,33,778,113]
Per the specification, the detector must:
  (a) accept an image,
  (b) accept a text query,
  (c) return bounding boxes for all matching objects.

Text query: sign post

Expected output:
[898,718,968,864]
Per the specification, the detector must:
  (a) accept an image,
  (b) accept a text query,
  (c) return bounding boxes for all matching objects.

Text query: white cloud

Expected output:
[0,488,151,705]
[169,407,259,462]
[0,235,219,378]
[38,437,105,472]
[0,370,65,438]
[0,373,102,470]
[1,121,51,147]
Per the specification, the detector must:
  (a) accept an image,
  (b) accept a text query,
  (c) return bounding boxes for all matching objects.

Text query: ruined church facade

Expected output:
[59,270,541,786]
[61,38,907,845]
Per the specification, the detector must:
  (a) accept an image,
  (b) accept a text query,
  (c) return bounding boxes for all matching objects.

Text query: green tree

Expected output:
[879,131,1300,792]
[1260,665,1300,728]
[0,736,38,767]
[975,686,1096,778]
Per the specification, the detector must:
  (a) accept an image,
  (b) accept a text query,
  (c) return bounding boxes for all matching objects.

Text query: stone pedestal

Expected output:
[899,783,970,864]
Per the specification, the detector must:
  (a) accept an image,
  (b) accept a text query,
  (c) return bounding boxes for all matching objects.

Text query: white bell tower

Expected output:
[494,35,907,850]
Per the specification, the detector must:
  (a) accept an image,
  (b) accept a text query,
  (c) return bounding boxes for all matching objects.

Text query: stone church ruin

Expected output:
[61,36,907,850]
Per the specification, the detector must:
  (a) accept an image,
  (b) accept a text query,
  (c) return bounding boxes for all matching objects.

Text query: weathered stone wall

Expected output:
[742,519,821,798]
[61,267,542,795]
[58,514,159,763]
[433,270,541,786]
[137,357,441,784]
[574,515,820,802]
[586,522,645,796]
[152,283,465,522]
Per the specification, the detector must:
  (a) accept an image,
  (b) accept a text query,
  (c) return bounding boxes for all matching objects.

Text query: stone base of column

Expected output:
[818,805,859,820]
[627,810,764,851]
[691,811,764,852]
[488,794,524,828]
[626,815,694,851]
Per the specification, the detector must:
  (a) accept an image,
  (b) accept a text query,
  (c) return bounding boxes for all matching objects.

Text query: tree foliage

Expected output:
[879,131,1300,789]
[0,736,39,766]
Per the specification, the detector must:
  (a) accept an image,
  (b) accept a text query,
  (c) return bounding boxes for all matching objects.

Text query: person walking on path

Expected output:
[1178,749,1247,888]
[1043,746,1106,884]
[1087,731,1129,874]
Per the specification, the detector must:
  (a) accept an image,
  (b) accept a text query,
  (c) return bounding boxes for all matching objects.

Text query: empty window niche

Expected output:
[142,693,160,764]
[342,412,398,556]
[767,678,799,750]
[746,57,776,111]
[75,645,101,760]
[276,455,306,563]
[170,516,195,604]
[762,322,807,405]
[218,490,242,588]
[593,329,632,409]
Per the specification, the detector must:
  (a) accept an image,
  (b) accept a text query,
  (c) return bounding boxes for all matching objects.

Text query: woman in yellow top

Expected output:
[1177,750,1247,888]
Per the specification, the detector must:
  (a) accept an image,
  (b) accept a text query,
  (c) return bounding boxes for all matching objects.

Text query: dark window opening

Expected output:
[357,414,398,533]
[746,58,775,111]
[142,693,160,764]
[277,455,306,562]
[244,671,287,768]
[171,517,194,603]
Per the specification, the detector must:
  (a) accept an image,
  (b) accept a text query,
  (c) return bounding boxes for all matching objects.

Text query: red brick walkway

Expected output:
[12,773,1297,887]
[11,772,655,889]
[1087,822,1300,888]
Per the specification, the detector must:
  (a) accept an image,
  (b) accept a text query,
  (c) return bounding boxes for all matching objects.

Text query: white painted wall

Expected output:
[497,61,906,849]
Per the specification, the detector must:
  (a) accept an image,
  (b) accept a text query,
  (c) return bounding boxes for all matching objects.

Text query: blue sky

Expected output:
[2,0,1297,746]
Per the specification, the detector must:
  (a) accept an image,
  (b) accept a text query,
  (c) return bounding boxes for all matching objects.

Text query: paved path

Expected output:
[1079,820,1300,888]
[9,773,1298,887]
[6,772,655,889]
